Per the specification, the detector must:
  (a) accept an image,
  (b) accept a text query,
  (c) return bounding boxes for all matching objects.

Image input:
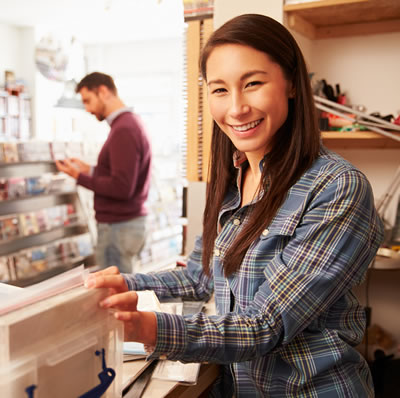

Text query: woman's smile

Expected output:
[229,118,264,138]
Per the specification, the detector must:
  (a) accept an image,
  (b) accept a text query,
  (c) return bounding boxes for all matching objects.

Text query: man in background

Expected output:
[56,72,152,273]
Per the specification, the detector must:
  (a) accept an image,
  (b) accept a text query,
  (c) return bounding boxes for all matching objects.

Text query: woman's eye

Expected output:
[246,81,262,88]
[211,87,226,94]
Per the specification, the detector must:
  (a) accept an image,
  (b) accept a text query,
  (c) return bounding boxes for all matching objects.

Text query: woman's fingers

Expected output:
[100,291,138,311]
[113,311,157,345]
[92,265,120,276]
[85,272,128,292]
[114,310,137,321]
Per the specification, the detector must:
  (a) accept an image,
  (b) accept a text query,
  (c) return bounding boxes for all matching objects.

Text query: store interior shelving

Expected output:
[0,142,95,287]
[284,0,400,39]
[322,131,400,149]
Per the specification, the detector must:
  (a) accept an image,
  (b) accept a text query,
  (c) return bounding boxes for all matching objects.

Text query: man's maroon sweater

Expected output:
[77,111,152,223]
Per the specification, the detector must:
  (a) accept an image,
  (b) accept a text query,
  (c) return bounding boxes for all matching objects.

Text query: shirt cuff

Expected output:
[147,312,187,361]
[122,274,139,291]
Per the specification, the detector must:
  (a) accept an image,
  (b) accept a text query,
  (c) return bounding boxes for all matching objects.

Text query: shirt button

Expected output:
[214,249,220,256]
[233,219,241,226]
[262,229,269,236]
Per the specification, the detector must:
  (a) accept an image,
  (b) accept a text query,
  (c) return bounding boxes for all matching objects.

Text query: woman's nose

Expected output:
[229,93,250,118]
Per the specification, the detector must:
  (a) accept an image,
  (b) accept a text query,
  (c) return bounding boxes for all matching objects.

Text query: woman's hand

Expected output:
[100,290,157,345]
[84,265,128,296]
[85,266,157,346]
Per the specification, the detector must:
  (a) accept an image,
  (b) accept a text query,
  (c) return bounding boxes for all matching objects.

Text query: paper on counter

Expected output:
[152,360,201,385]
[123,342,147,356]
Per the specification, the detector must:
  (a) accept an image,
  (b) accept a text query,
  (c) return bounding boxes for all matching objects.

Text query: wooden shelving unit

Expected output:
[284,0,400,39]
[322,131,400,149]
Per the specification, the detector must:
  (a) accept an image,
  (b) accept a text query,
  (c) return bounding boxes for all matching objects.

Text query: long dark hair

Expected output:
[200,14,320,276]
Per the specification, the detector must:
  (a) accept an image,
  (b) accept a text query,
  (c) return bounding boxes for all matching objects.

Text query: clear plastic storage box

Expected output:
[0,286,124,398]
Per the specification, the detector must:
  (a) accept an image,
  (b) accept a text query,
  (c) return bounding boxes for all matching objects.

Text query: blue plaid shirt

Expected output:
[124,147,383,397]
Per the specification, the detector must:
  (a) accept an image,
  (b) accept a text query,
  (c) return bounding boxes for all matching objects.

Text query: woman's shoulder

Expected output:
[309,146,366,181]
[292,146,372,201]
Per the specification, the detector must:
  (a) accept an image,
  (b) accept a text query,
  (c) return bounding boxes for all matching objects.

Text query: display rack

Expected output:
[0,90,32,141]
[138,167,184,273]
[0,143,95,287]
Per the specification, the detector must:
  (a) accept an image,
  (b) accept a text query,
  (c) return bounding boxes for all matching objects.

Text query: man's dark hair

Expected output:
[76,72,117,95]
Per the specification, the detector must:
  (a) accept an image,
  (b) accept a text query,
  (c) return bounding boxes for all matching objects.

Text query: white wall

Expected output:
[0,24,21,82]
[310,32,400,116]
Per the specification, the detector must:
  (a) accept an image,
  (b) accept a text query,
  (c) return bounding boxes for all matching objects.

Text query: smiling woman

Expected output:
[85,13,384,398]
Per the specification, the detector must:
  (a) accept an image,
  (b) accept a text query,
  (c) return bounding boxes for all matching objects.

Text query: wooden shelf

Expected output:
[284,0,400,39]
[321,130,400,149]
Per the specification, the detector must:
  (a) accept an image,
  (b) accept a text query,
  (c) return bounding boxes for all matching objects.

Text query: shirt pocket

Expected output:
[254,207,304,258]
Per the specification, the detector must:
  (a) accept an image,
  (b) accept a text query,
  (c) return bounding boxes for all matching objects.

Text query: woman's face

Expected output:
[206,44,292,160]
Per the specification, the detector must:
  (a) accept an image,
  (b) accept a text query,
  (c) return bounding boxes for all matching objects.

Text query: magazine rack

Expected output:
[0,143,95,286]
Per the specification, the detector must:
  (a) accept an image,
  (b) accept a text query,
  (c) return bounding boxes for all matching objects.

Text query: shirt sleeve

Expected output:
[77,126,140,200]
[123,235,214,302]
[148,170,384,364]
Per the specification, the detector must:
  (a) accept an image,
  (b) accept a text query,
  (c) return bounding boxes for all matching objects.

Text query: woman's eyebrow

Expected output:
[207,70,268,86]
[240,70,268,81]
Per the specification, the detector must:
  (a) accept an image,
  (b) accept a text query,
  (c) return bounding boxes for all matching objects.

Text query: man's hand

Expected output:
[55,157,90,180]
[55,158,80,179]
[85,266,157,346]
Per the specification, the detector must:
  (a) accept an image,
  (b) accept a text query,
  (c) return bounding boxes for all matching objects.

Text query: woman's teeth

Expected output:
[232,119,262,132]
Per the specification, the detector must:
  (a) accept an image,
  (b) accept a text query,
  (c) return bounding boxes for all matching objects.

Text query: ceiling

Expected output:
[0,0,184,42]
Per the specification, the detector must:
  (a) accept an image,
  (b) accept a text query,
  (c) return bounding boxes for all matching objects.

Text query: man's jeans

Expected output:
[95,216,147,274]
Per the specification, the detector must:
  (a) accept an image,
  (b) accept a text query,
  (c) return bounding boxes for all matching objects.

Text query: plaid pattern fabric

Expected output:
[124,147,383,397]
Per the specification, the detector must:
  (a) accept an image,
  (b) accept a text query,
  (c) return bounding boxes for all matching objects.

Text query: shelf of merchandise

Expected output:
[0,161,56,176]
[0,159,95,286]
[7,257,89,288]
[0,91,32,140]
[0,222,88,257]
[321,131,400,149]
[284,0,400,39]
[0,191,76,216]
